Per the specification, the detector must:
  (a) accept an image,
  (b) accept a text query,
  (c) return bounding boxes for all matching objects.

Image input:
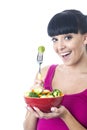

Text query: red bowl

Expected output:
[24,95,64,112]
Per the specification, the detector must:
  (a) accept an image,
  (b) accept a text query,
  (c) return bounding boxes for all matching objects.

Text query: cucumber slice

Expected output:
[33,88,43,94]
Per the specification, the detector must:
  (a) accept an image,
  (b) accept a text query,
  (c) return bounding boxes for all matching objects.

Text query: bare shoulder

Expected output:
[36,65,57,80]
[41,65,50,79]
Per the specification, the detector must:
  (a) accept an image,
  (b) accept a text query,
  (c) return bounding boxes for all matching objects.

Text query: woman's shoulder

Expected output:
[41,64,58,80]
[41,65,51,79]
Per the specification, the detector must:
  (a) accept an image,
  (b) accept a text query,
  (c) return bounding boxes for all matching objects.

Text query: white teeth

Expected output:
[61,52,71,56]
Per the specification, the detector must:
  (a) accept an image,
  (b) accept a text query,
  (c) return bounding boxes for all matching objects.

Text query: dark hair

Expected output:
[47,9,87,37]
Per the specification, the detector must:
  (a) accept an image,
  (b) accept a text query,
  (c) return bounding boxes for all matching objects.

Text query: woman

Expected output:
[23,9,87,130]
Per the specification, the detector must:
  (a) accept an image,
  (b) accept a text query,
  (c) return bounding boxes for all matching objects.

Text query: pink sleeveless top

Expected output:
[37,65,87,130]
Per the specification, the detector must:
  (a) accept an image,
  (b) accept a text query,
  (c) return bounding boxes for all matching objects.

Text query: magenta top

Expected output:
[37,65,87,130]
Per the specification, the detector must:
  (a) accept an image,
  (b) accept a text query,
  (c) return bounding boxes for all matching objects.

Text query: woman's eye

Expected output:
[52,38,58,42]
[65,35,72,40]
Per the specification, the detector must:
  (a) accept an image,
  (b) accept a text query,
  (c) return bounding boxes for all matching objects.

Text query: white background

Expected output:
[0,0,87,130]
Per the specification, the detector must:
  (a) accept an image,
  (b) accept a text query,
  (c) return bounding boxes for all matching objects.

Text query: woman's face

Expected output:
[52,33,87,66]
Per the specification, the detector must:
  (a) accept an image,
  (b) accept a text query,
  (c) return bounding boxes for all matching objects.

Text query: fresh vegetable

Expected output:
[28,92,39,97]
[38,46,45,53]
[52,89,62,97]
[33,88,43,94]
[24,88,63,98]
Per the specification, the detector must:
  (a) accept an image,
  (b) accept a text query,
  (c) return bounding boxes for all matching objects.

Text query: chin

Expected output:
[63,61,75,66]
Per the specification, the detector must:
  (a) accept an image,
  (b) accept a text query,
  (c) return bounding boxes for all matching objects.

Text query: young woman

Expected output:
[23,9,87,130]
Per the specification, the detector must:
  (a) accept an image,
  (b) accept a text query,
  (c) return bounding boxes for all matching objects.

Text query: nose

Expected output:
[55,41,66,51]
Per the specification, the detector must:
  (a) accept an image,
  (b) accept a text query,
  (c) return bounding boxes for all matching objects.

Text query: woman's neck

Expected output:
[62,54,87,73]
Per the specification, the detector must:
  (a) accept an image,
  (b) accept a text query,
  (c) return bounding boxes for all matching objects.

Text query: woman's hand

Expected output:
[34,79,44,86]
[32,105,68,119]
[24,106,38,130]
[25,106,87,130]
[26,106,40,119]
[32,79,44,90]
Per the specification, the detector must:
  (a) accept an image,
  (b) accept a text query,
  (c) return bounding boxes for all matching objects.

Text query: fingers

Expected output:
[33,107,47,119]
[51,107,59,112]
[33,107,44,118]
[33,107,60,119]
[26,106,33,112]
[26,106,39,118]
[51,106,67,118]
[35,79,43,84]
[34,79,44,87]
[51,106,64,112]
[25,106,67,119]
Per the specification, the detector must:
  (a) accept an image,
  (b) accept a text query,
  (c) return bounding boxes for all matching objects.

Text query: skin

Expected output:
[23,33,87,130]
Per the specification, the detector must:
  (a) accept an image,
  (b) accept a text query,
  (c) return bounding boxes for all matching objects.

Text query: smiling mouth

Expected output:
[60,51,71,60]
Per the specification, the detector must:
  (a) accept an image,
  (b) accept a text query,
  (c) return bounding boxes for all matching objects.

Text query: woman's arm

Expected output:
[23,107,38,130]
[33,106,87,130]
[23,66,50,130]
[61,108,87,130]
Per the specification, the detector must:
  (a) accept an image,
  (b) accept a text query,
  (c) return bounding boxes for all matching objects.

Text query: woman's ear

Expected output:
[84,33,87,45]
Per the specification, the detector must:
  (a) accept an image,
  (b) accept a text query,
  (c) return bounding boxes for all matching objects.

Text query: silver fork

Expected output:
[37,52,43,79]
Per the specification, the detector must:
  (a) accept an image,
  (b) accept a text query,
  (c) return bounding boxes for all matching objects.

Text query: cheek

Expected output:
[72,44,84,58]
[67,41,77,48]
[68,41,82,51]
[53,45,58,53]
